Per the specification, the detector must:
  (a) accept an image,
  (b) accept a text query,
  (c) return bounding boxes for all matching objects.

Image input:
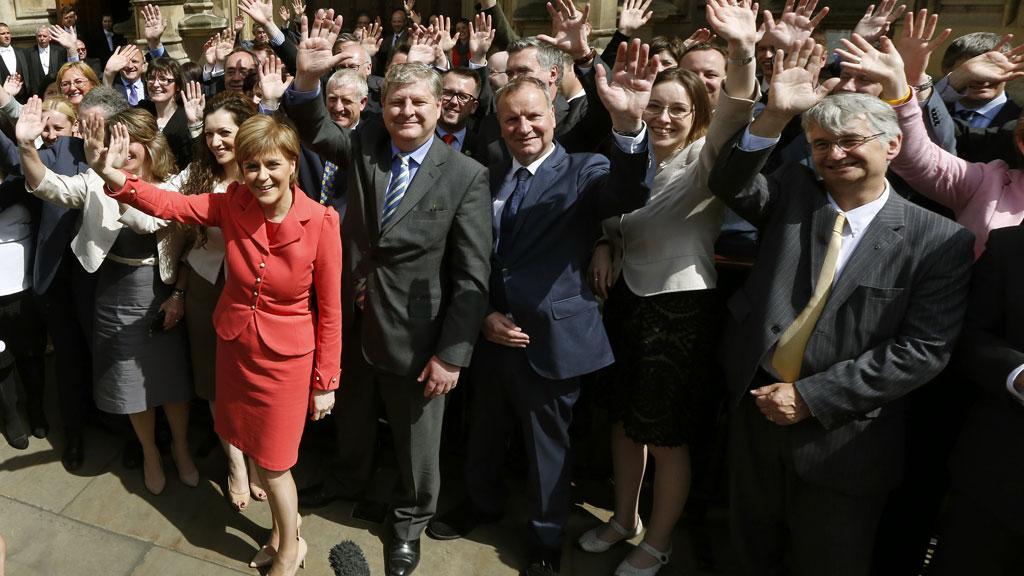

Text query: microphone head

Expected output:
[329,540,371,576]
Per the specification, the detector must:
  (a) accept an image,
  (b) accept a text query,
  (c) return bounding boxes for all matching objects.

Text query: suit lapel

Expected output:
[808,197,839,294]
[380,138,445,237]
[821,194,906,319]
[271,185,311,248]
[371,136,391,236]
[232,182,270,254]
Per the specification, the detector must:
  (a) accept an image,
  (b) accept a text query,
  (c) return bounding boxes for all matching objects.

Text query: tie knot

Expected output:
[442,133,456,146]
[833,211,846,233]
[515,167,530,182]
[396,152,410,166]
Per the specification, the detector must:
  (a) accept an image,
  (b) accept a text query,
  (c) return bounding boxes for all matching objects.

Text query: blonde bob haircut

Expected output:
[55,61,100,92]
[233,115,301,185]
[41,96,78,125]
[107,108,179,183]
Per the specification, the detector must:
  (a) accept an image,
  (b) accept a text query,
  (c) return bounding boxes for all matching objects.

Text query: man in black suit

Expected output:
[708,41,975,576]
[934,32,1022,165]
[89,14,126,69]
[375,8,409,76]
[927,225,1024,575]
[23,26,69,98]
[0,24,29,103]
[283,10,492,576]
[435,68,483,164]
[75,40,104,80]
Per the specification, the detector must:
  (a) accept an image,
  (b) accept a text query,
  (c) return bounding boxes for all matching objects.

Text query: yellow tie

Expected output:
[772,211,846,383]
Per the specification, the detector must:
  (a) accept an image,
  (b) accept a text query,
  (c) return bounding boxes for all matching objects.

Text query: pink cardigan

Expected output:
[890,97,1024,258]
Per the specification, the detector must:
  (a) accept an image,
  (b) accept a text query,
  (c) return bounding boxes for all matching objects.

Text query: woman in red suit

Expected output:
[89,113,341,576]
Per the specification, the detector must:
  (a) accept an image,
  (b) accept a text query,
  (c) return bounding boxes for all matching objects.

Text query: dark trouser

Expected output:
[37,256,95,434]
[0,289,47,417]
[729,396,886,576]
[464,339,580,551]
[928,489,1024,576]
[330,339,446,541]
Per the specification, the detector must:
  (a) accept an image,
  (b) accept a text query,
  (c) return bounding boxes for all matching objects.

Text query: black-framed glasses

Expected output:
[441,89,475,104]
[643,103,693,119]
[810,133,885,154]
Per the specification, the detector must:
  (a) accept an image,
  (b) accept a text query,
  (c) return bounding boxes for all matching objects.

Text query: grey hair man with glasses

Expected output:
[708,41,974,576]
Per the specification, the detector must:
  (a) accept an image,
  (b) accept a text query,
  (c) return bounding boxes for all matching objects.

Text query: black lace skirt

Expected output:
[597,277,720,447]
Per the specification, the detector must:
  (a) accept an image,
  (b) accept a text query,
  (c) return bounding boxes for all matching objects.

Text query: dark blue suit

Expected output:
[1,134,95,435]
[465,139,652,552]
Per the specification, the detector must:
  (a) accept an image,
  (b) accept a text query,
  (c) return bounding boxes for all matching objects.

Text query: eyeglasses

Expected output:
[642,103,693,119]
[441,89,475,104]
[489,69,506,76]
[810,133,885,154]
[59,78,91,89]
[146,76,175,86]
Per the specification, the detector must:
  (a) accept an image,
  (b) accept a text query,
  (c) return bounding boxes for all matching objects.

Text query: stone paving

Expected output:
[0,362,730,576]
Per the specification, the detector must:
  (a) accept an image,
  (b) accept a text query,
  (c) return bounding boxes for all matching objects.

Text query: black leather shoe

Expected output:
[297,481,363,508]
[522,559,560,576]
[122,438,143,469]
[386,538,420,576]
[426,502,500,540]
[28,408,48,439]
[62,433,84,471]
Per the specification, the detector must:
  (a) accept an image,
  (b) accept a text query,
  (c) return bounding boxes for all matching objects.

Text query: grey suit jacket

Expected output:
[709,140,975,495]
[284,92,492,377]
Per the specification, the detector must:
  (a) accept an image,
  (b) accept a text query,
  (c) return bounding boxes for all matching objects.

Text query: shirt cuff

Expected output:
[467,60,485,70]
[285,84,321,106]
[66,54,79,62]
[611,124,648,154]
[258,101,279,114]
[269,30,285,46]
[738,126,780,151]
[148,45,165,59]
[1006,363,1024,405]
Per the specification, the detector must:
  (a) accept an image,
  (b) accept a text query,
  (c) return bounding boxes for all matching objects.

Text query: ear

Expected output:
[359,96,367,111]
[885,133,902,161]
[468,98,479,115]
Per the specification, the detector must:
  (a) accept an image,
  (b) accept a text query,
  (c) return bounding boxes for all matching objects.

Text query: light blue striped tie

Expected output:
[381,153,410,226]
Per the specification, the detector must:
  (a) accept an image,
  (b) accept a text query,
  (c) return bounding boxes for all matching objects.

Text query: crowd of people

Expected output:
[0,0,1022,575]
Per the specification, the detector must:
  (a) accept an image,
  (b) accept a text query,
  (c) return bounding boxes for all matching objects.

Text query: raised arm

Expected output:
[837,34,989,216]
[15,97,48,192]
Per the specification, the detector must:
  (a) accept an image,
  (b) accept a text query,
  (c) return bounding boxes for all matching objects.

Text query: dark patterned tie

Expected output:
[498,168,530,253]
[956,109,976,124]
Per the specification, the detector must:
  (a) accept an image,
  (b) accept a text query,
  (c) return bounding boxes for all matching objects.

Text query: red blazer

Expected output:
[109,174,342,390]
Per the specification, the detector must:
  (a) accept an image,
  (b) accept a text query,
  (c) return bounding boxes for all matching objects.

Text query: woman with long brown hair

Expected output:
[171,91,268,511]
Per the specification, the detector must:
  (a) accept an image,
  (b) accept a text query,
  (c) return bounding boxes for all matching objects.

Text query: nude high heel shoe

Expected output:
[249,513,303,568]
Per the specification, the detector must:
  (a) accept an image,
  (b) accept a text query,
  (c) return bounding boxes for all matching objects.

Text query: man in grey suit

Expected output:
[707,40,975,576]
[281,10,491,576]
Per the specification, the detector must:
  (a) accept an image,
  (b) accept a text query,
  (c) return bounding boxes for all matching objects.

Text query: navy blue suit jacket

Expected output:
[488,141,652,380]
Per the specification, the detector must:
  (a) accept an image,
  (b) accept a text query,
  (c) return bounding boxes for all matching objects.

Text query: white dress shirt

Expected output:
[37,45,50,75]
[0,46,16,74]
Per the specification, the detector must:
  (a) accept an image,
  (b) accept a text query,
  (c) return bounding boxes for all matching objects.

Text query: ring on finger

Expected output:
[568,12,580,19]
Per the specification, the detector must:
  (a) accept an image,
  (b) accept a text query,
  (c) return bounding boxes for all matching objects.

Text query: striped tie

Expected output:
[381,153,410,227]
[319,161,337,205]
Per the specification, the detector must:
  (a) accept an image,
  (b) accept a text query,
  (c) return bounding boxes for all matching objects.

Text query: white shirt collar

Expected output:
[511,143,557,176]
[826,181,890,239]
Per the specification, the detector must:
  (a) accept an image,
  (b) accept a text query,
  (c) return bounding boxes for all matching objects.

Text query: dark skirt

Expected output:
[185,267,225,401]
[597,277,719,447]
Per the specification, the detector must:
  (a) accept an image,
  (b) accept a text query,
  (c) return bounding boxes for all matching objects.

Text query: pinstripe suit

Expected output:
[708,139,975,575]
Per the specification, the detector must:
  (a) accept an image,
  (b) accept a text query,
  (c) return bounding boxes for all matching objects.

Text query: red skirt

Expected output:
[215,321,312,471]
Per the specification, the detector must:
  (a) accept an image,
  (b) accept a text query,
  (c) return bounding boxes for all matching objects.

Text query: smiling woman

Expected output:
[55,62,99,106]
[95,112,341,576]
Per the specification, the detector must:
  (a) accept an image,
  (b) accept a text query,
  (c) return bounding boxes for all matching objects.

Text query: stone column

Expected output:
[177,0,230,63]
[128,0,189,60]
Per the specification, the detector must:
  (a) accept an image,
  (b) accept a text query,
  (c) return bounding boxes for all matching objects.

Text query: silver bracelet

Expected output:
[728,55,754,66]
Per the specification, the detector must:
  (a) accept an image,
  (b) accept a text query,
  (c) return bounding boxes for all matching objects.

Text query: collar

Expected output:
[0,46,13,52]
[826,181,890,238]
[436,126,466,144]
[566,88,586,103]
[390,135,434,166]
[38,44,49,53]
[120,76,142,90]
[511,143,556,176]
[954,91,1008,119]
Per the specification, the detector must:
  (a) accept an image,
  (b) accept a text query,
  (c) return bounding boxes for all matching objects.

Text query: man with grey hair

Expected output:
[284,11,491,576]
[708,40,974,576]
[24,25,71,97]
